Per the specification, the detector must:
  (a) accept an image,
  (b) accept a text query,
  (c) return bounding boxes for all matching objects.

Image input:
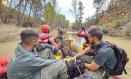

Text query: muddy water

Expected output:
[103,36,131,66]
[0,35,131,78]
[103,36,131,79]
[0,41,18,56]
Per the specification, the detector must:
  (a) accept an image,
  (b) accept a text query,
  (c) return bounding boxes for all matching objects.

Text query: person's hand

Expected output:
[55,49,63,60]
[71,56,77,62]
[63,56,71,62]
[57,49,62,53]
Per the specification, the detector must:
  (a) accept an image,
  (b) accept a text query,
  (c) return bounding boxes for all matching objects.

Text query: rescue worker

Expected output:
[72,29,117,79]
[7,30,68,79]
[76,25,99,63]
[77,25,99,52]
[39,24,62,49]
[39,24,64,59]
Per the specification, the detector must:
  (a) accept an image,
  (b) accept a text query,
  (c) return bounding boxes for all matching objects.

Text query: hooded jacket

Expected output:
[7,43,57,79]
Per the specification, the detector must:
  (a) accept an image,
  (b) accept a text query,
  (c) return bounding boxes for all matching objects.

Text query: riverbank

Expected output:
[0,24,24,42]
[0,24,40,42]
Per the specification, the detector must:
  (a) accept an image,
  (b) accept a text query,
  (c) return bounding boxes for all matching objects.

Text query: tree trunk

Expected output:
[17,0,24,25]
[22,0,28,25]
[32,0,42,26]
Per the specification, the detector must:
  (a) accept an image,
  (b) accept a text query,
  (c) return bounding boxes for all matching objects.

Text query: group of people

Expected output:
[7,24,122,79]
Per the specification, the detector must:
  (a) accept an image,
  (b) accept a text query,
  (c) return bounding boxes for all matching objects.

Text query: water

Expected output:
[103,36,131,79]
[0,35,131,78]
[0,41,18,56]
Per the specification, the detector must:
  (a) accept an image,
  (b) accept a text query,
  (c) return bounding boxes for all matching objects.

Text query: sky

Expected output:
[57,0,96,23]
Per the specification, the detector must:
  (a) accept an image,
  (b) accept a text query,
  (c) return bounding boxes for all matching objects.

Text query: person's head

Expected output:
[88,25,99,32]
[40,24,51,33]
[20,30,39,47]
[88,29,103,45]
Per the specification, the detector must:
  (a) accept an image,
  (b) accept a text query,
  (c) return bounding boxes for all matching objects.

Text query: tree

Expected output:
[69,0,78,20]
[32,0,42,25]
[82,14,99,28]
[44,2,54,26]
[43,2,69,28]
[70,0,84,30]
[50,0,57,27]
[93,0,106,13]
[0,0,70,28]
[78,1,84,27]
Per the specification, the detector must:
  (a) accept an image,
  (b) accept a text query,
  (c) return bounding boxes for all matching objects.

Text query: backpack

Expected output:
[66,61,85,79]
[104,41,129,75]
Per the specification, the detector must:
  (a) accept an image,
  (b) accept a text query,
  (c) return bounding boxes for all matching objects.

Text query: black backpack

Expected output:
[66,61,85,79]
[104,41,129,75]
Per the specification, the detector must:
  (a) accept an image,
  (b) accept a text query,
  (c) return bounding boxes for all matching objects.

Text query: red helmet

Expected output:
[40,24,51,33]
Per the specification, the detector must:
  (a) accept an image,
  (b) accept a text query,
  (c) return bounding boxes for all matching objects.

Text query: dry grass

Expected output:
[0,24,24,42]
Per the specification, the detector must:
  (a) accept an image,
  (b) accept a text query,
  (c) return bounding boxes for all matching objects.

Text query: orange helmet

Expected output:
[40,24,51,33]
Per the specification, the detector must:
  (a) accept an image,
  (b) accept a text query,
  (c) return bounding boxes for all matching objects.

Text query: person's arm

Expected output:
[85,50,109,71]
[72,47,92,60]
[49,37,62,49]
[77,29,88,38]
[84,61,100,71]
[37,44,58,53]
[27,54,58,70]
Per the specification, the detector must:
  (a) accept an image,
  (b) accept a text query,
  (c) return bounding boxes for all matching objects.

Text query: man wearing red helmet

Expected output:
[39,24,62,49]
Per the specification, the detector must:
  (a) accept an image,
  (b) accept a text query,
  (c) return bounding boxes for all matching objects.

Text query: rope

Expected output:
[74,61,83,79]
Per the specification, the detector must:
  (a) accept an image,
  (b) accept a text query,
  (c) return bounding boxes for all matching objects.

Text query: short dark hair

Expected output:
[20,30,39,44]
[88,29,103,41]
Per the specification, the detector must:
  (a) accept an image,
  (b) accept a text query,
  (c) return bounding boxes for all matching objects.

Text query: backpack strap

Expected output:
[124,68,128,74]
[47,36,52,45]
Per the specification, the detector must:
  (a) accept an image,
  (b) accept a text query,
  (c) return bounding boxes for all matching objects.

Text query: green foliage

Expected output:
[82,14,99,28]
[44,3,54,25]
[71,20,79,30]
[43,2,70,28]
